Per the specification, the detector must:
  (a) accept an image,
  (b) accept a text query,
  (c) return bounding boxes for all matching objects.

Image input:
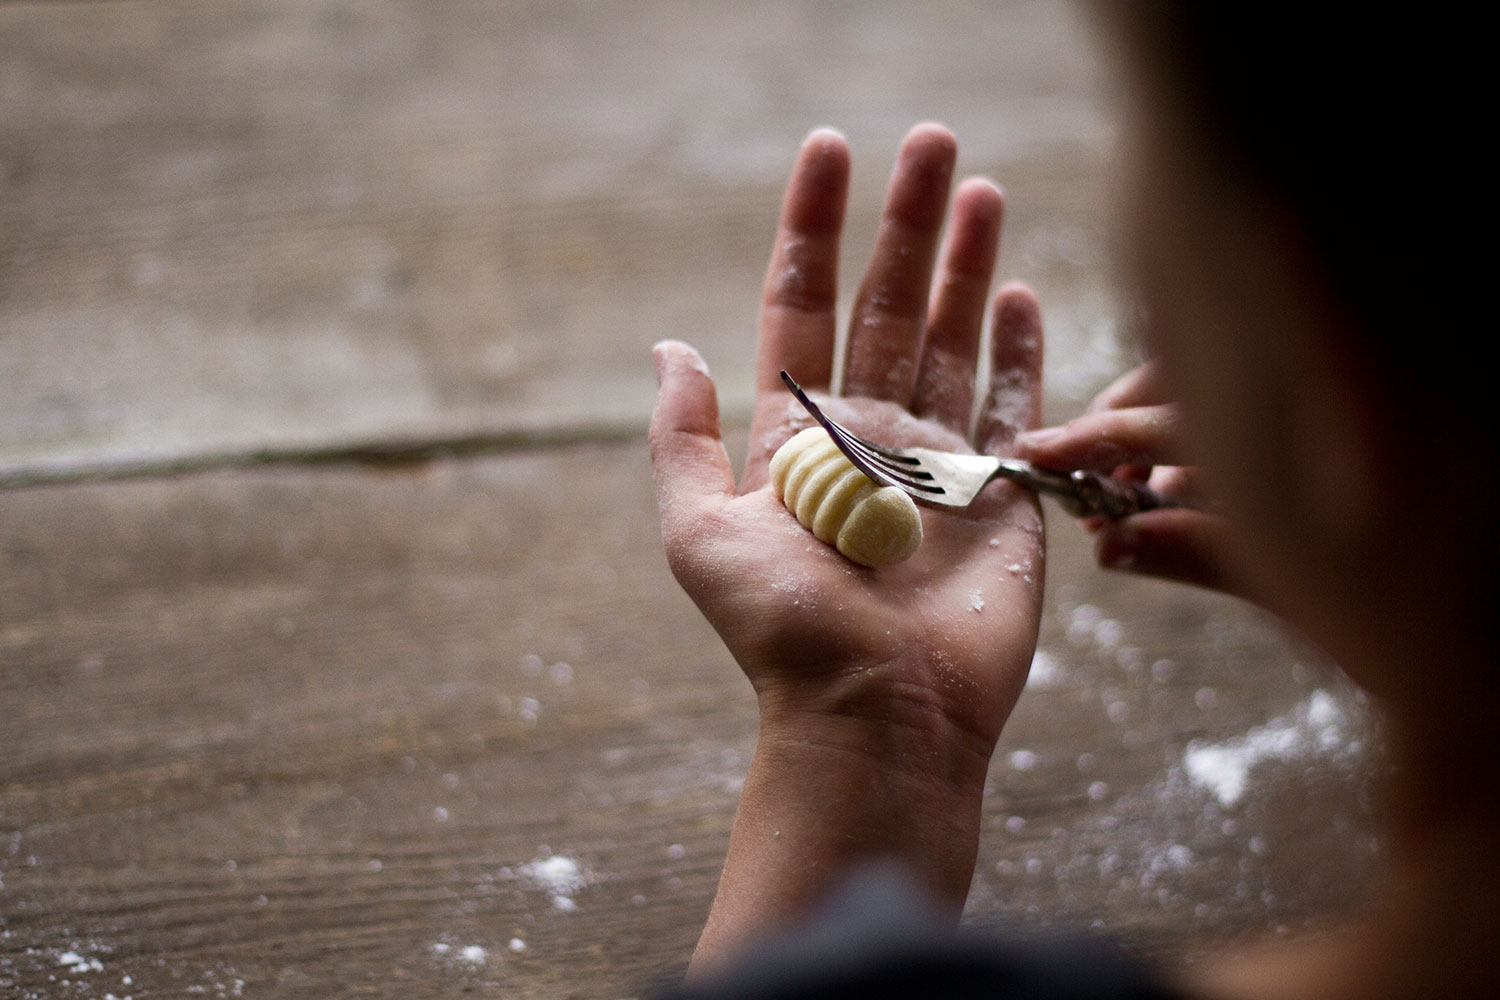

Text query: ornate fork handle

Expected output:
[1056,469,1175,519]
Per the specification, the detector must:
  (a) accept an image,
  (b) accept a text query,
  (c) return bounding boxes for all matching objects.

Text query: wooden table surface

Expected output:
[2,3,1380,997]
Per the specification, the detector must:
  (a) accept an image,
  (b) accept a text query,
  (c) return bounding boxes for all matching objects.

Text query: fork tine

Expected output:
[778,371,949,498]
[832,426,950,499]
[831,429,938,487]
[841,432,922,467]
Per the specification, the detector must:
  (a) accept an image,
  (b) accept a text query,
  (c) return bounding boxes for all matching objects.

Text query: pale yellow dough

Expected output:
[769,426,923,567]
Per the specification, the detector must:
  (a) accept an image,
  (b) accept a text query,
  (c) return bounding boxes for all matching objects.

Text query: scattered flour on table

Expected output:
[518,852,588,912]
[517,696,542,725]
[184,968,246,995]
[432,941,489,967]
[1184,689,1356,807]
[57,950,104,974]
[1065,603,1123,650]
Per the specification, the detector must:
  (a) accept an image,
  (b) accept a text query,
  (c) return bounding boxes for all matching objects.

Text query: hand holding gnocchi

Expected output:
[649,124,1052,964]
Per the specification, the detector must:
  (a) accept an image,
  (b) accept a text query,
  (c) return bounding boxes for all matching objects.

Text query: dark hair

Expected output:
[1111,6,1482,413]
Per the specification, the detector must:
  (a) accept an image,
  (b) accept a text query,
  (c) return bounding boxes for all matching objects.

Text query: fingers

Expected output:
[1091,508,1240,594]
[1013,403,1182,471]
[911,177,1005,431]
[650,341,736,537]
[976,283,1044,452]
[842,123,957,402]
[755,128,851,396]
[1087,360,1167,414]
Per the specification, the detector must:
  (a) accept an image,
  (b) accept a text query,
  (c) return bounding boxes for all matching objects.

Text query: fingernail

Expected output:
[1014,427,1062,451]
[652,341,670,386]
[652,340,711,386]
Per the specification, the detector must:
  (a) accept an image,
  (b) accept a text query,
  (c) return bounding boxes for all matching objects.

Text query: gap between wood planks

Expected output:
[0,416,693,491]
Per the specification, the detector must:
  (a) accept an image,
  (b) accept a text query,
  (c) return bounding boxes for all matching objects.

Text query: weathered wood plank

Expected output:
[0,6,1380,996]
[0,437,1379,997]
[0,0,1129,480]
[1,440,736,996]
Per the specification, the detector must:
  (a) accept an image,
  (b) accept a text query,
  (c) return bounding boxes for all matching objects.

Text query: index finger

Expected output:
[754,128,851,396]
[1087,361,1167,414]
[1013,404,1183,471]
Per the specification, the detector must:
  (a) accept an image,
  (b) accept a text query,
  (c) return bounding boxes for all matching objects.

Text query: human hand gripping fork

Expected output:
[781,370,1178,519]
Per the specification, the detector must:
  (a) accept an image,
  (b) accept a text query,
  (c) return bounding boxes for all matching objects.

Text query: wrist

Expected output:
[754,674,1000,801]
[752,645,1009,788]
[747,673,1001,895]
[689,646,1027,974]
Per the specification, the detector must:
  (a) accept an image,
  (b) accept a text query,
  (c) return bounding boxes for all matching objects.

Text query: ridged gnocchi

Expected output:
[769,426,923,567]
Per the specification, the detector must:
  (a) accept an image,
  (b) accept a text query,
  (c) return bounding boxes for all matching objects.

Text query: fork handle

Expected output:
[1060,470,1178,519]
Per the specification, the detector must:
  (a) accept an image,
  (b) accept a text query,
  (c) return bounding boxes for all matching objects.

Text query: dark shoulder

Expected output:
[653,865,1184,1000]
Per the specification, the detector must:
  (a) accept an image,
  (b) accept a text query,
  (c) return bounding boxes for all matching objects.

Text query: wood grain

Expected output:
[0,0,1124,481]
[0,3,1380,997]
[1,439,1380,997]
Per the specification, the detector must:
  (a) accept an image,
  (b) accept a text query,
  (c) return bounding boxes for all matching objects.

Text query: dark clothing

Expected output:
[656,864,1184,1000]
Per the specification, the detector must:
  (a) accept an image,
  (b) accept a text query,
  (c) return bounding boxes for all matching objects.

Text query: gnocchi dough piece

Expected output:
[769,426,923,567]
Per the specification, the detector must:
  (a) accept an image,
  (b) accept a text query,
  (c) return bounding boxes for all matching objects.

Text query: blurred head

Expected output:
[1097,7,1491,706]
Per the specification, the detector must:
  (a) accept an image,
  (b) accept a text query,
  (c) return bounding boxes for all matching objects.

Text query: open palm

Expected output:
[651,124,1046,755]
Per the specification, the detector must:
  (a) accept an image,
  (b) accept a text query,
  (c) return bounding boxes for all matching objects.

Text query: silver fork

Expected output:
[780,371,1175,518]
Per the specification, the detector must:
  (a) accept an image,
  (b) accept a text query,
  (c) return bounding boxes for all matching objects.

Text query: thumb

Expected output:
[649,341,737,526]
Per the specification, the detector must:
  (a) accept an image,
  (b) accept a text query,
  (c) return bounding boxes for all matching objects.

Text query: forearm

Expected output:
[689,692,995,976]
